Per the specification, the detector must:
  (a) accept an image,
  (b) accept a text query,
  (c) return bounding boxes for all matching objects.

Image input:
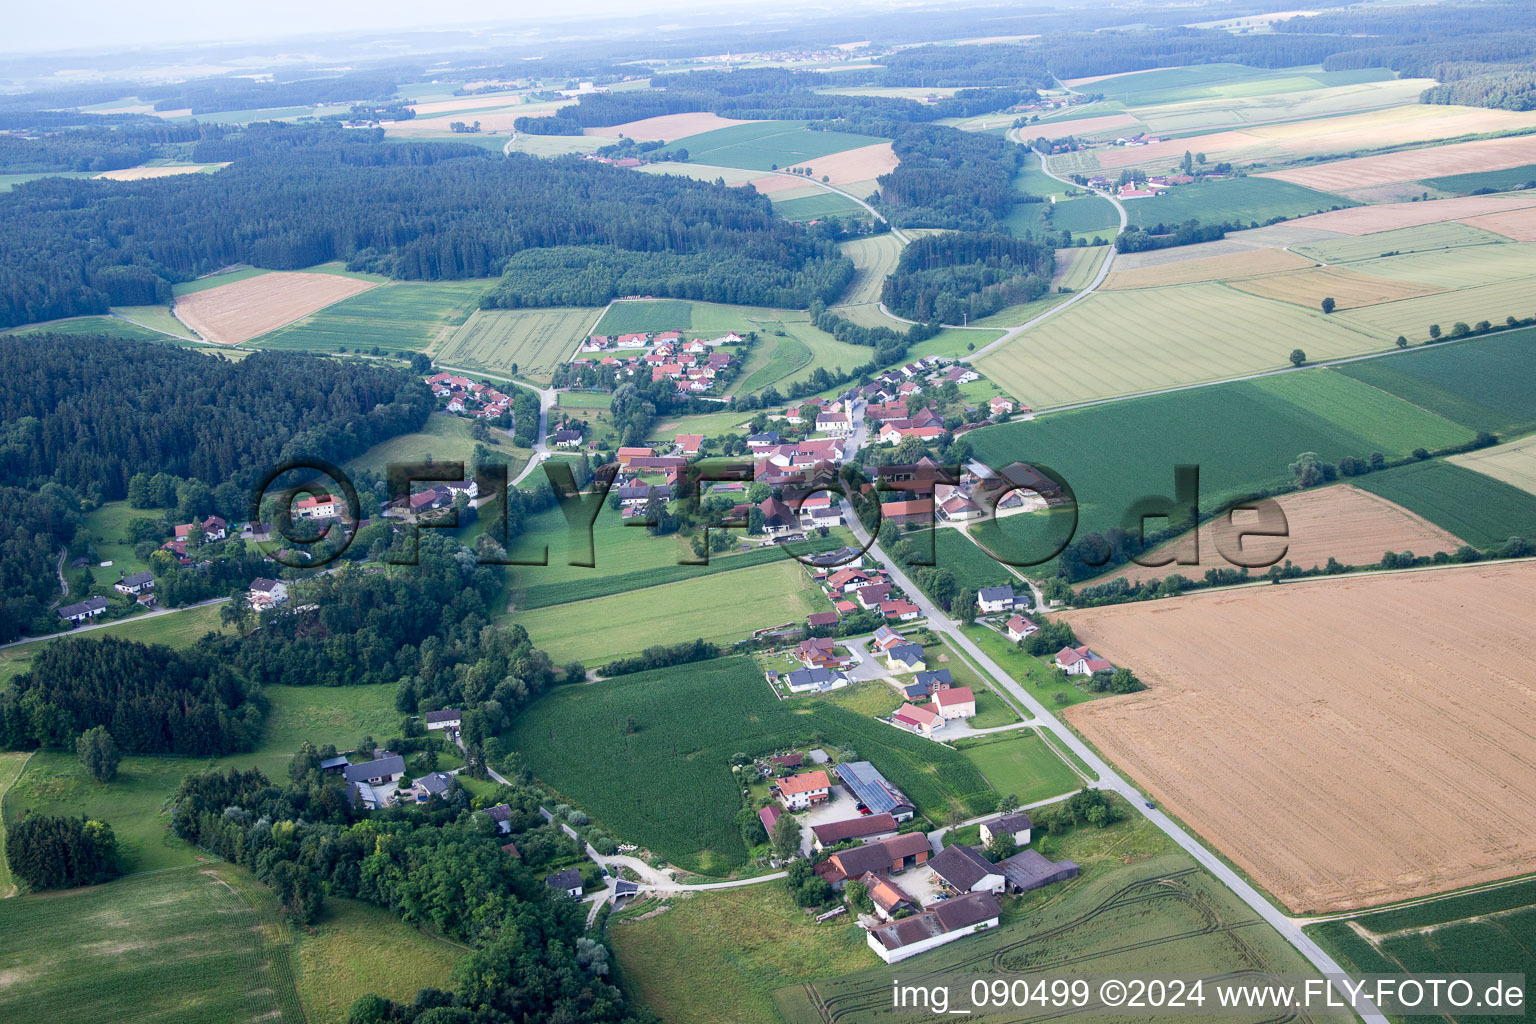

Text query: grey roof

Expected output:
[483,803,513,822]
[831,832,930,878]
[785,666,841,688]
[57,596,109,618]
[545,868,582,893]
[318,756,349,770]
[414,771,455,796]
[929,844,999,892]
[249,577,282,593]
[835,761,914,817]
[614,879,639,896]
[424,708,462,723]
[887,642,924,663]
[747,431,780,444]
[119,571,154,587]
[342,754,405,783]
[977,586,1016,603]
[989,812,1033,835]
[914,669,952,689]
[998,849,1079,892]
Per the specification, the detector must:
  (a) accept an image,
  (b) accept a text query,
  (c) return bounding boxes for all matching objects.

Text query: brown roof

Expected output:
[830,831,930,878]
[810,813,898,845]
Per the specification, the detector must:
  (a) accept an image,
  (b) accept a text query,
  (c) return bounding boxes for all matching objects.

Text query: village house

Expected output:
[880,599,921,622]
[1005,614,1038,642]
[903,669,950,700]
[776,769,831,810]
[810,813,900,851]
[482,803,514,834]
[781,666,848,694]
[57,596,108,625]
[885,642,927,673]
[815,411,852,437]
[976,585,1021,614]
[939,494,984,522]
[758,496,799,539]
[928,843,1006,895]
[806,610,839,630]
[551,428,583,448]
[1055,645,1114,676]
[424,708,462,731]
[816,832,931,887]
[866,891,1001,963]
[343,754,405,787]
[981,812,1033,848]
[295,494,339,519]
[854,582,892,609]
[989,396,1016,417]
[879,498,935,527]
[746,431,781,450]
[545,868,584,899]
[404,771,457,803]
[615,446,655,466]
[892,701,944,738]
[175,514,228,541]
[113,571,154,595]
[793,635,850,669]
[675,433,703,456]
[858,872,916,920]
[933,685,976,720]
[248,577,289,609]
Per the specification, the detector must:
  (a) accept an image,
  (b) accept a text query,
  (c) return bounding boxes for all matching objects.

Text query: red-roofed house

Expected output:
[892,702,943,738]
[1005,614,1038,642]
[880,599,921,622]
[933,686,976,720]
[1055,645,1114,675]
[616,446,655,466]
[776,770,831,810]
[989,396,1016,416]
[675,433,703,456]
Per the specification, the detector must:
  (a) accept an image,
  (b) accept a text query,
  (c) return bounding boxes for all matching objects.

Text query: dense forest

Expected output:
[873,124,1027,230]
[139,69,404,114]
[0,636,265,755]
[0,485,80,642]
[0,122,211,173]
[0,335,431,500]
[4,816,120,891]
[882,232,1053,323]
[0,125,851,325]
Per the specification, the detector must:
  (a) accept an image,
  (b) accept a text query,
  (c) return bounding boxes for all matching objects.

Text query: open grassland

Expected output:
[295,897,464,1024]
[503,558,830,665]
[1127,76,1432,136]
[1450,432,1536,497]
[971,282,1386,408]
[1103,246,1314,289]
[80,500,154,575]
[1311,876,1536,1004]
[832,233,902,309]
[1336,326,1536,436]
[0,752,28,897]
[437,306,598,383]
[1333,275,1536,342]
[171,266,271,296]
[734,319,872,395]
[0,602,232,690]
[0,170,95,191]
[1292,221,1510,262]
[174,270,377,344]
[777,836,1321,1023]
[965,368,1486,571]
[347,412,521,477]
[952,729,1081,803]
[1066,561,1536,913]
[1124,177,1351,231]
[592,298,693,334]
[1097,482,1468,586]
[504,657,996,874]
[1050,245,1109,292]
[0,865,306,1024]
[111,304,199,340]
[650,408,752,438]
[1352,460,1536,549]
[255,279,491,354]
[1070,63,1394,107]
[1050,195,1118,234]
[770,191,865,222]
[1263,131,1536,191]
[3,314,173,343]
[2,682,405,875]
[666,121,887,172]
[1229,264,1447,309]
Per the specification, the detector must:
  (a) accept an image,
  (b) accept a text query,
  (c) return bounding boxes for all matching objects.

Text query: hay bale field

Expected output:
[173,271,378,344]
[1263,131,1536,191]
[436,306,600,383]
[1095,483,1467,587]
[1228,264,1447,309]
[1103,247,1315,289]
[1449,432,1536,497]
[971,282,1387,408]
[1063,561,1536,913]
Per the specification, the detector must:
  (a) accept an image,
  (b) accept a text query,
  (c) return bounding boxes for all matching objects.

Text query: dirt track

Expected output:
[1064,561,1536,913]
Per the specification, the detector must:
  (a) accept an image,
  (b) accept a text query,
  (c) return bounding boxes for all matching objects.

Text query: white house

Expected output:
[929,843,1006,895]
[57,596,108,625]
[865,892,1001,964]
[976,586,1018,614]
[1005,614,1038,642]
[294,494,339,519]
[980,812,1032,848]
[815,412,852,437]
[113,571,155,595]
[777,769,831,810]
[932,686,976,720]
[248,578,289,608]
[424,709,462,731]
[1055,645,1114,676]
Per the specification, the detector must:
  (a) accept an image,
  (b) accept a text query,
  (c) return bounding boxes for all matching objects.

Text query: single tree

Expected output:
[1289,348,1307,367]
[1320,297,1336,314]
[769,808,801,861]
[1429,323,1442,339]
[1396,335,1408,348]
[76,726,120,783]
[986,832,1018,861]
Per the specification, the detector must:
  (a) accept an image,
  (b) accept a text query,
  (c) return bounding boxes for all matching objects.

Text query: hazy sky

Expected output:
[6,0,760,55]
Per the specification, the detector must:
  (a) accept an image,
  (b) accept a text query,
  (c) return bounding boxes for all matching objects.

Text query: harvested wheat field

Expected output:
[1450,433,1536,496]
[1064,561,1536,913]
[1036,113,1142,138]
[1461,204,1536,242]
[1228,264,1446,309]
[585,112,749,141]
[1288,191,1536,235]
[1097,484,1466,587]
[1264,133,1536,191]
[174,272,377,344]
[746,173,824,195]
[1111,223,1345,270]
[1103,247,1315,289]
[762,142,898,186]
[95,163,229,181]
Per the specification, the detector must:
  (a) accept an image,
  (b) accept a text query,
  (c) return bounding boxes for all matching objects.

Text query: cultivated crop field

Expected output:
[174,270,378,344]
[1229,264,1446,309]
[255,279,491,353]
[1333,275,1536,341]
[1103,246,1314,289]
[770,191,864,222]
[592,298,693,334]
[1450,432,1536,497]
[584,111,749,140]
[1356,241,1536,289]
[1128,76,1431,136]
[665,120,887,172]
[1064,561,1536,913]
[0,865,305,1024]
[504,558,831,665]
[1263,131,1536,192]
[1051,244,1109,292]
[971,282,1386,408]
[833,233,902,310]
[1353,460,1536,549]
[3,314,185,344]
[1098,482,1468,586]
[1292,221,1509,263]
[1050,195,1118,234]
[1290,191,1536,235]
[503,657,996,873]
[1122,177,1351,230]
[952,729,1081,803]
[750,140,897,187]
[436,306,598,382]
[1423,162,1536,195]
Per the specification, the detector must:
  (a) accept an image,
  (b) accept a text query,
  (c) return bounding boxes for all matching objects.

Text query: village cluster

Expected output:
[573,328,741,395]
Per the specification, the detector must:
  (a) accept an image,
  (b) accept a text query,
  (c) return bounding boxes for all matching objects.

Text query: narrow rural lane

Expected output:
[0,595,229,651]
[963,143,1127,364]
[430,363,557,486]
